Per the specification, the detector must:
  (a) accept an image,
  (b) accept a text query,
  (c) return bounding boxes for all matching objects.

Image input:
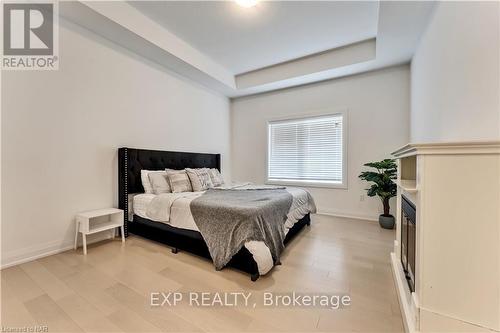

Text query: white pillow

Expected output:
[167,170,193,193]
[186,168,213,192]
[148,172,171,194]
[208,168,224,187]
[140,170,165,194]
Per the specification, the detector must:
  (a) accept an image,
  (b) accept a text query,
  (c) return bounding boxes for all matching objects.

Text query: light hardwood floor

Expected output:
[1,215,404,332]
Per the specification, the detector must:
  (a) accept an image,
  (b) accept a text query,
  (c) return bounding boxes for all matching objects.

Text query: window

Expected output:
[267,112,346,188]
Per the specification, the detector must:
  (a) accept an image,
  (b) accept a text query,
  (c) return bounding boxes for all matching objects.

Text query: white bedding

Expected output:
[133,193,156,219]
[131,184,316,275]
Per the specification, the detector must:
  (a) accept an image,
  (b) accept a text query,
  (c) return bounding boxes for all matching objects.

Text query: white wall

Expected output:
[231,65,410,220]
[411,1,500,143]
[1,19,231,267]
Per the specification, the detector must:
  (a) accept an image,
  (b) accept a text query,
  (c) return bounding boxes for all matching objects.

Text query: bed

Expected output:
[118,147,315,281]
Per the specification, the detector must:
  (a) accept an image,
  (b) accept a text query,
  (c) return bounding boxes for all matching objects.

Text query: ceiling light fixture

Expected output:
[235,0,258,8]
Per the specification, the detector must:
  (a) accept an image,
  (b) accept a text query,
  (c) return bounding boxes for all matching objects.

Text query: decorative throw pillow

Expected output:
[208,168,224,187]
[186,168,213,191]
[140,170,165,194]
[148,172,171,194]
[167,170,193,193]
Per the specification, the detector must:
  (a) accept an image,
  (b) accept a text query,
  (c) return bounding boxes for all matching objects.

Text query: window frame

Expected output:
[266,109,348,189]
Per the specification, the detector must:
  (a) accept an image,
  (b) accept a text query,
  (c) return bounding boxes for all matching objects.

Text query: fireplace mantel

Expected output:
[392,140,500,158]
[391,140,500,333]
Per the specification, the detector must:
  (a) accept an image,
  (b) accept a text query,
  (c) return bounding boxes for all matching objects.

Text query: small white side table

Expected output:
[74,208,124,255]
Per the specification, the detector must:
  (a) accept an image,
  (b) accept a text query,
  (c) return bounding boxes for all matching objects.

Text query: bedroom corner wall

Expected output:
[410,1,500,143]
[230,65,410,221]
[1,18,231,268]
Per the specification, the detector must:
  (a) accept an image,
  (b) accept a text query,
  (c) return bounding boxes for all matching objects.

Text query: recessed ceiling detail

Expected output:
[236,38,376,89]
[129,1,380,74]
[61,1,435,97]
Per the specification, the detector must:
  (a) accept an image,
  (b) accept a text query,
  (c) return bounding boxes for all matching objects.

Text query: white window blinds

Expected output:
[268,114,344,184]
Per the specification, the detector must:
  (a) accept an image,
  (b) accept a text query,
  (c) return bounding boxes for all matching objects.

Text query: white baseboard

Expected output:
[1,241,75,269]
[1,233,114,269]
[316,208,379,222]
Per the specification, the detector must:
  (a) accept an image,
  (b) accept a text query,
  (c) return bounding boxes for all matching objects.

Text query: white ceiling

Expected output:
[129,1,380,74]
[63,1,436,97]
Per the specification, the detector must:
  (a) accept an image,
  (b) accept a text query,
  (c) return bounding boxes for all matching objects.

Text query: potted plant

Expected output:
[358,159,397,229]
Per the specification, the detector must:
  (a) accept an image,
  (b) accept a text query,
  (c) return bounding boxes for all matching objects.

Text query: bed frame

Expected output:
[118,147,310,281]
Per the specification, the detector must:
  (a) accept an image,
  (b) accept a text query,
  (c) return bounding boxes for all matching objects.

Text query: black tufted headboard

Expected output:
[118,147,221,236]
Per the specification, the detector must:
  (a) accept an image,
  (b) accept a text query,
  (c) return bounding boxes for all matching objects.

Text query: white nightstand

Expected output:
[74,208,124,255]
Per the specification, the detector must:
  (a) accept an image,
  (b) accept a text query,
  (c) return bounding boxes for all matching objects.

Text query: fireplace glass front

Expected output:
[401,195,416,292]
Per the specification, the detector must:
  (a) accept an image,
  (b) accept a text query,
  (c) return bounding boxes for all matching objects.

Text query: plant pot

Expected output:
[379,214,395,229]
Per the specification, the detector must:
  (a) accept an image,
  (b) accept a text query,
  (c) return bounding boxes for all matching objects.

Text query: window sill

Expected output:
[266,180,347,189]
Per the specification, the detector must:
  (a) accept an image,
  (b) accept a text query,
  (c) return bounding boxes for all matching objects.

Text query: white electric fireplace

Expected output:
[391,141,500,333]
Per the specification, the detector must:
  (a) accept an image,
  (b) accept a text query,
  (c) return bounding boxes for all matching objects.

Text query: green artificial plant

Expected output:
[358,159,397,216]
